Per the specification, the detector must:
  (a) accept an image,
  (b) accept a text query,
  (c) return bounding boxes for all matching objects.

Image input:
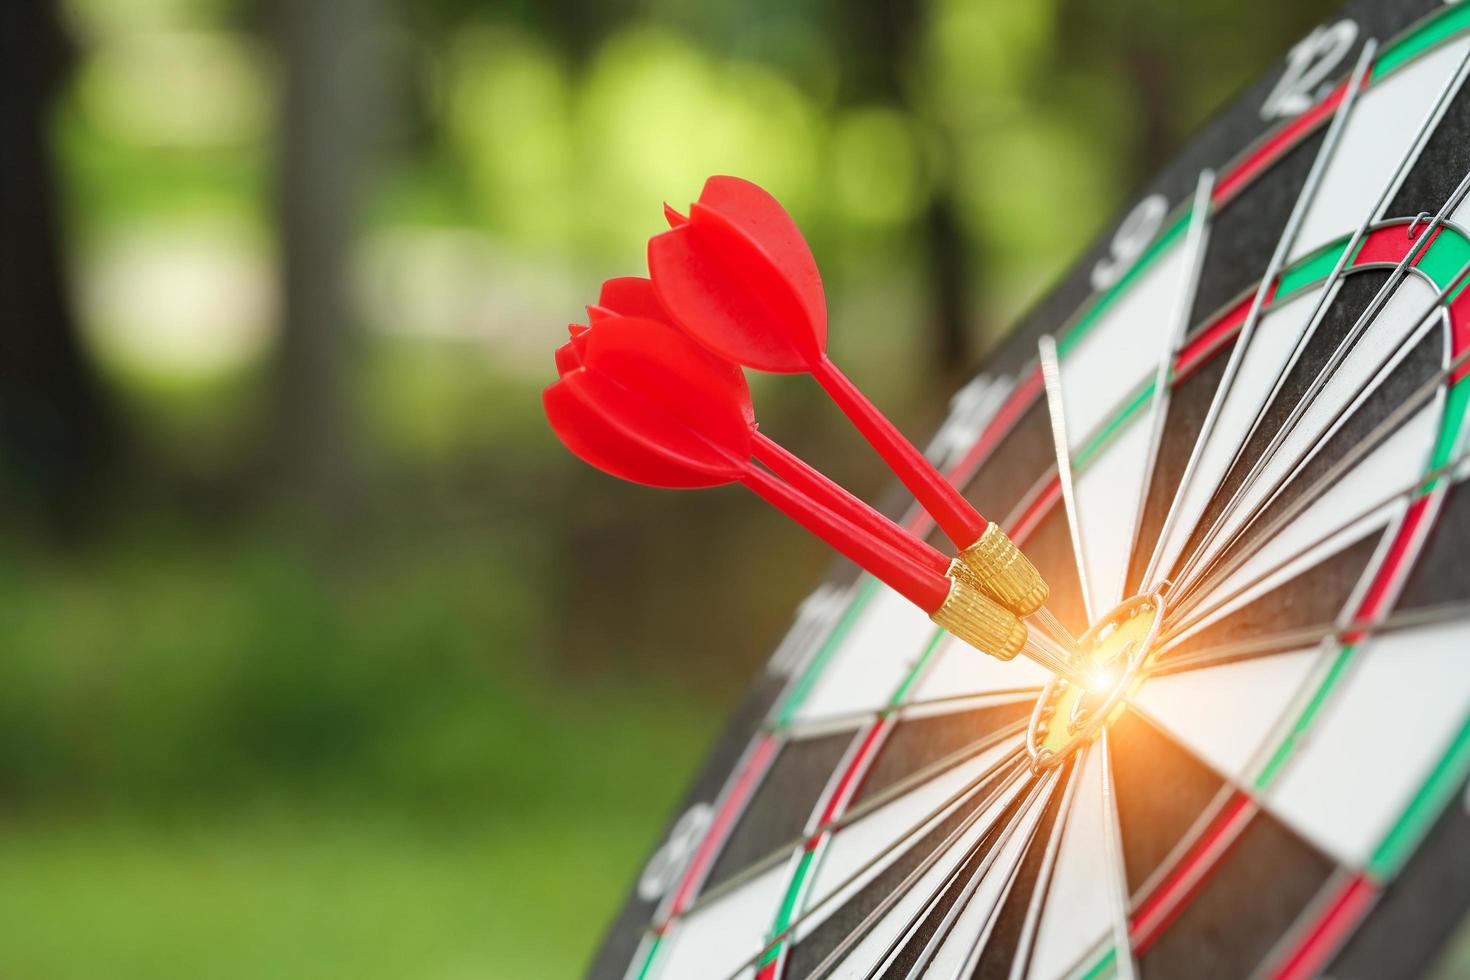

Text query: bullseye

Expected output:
[1026,590,1167,769]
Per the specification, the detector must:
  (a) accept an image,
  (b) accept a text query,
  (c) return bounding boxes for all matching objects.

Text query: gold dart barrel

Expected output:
[931,562,1027,661]
[956,524,1049,617]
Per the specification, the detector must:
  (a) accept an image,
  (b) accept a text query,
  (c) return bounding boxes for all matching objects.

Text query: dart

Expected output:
[647,176,1072,645]
[545,313,1092,683]
[557,276,950,578]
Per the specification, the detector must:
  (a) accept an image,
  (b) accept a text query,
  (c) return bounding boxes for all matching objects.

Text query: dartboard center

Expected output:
[1027,591,1165,768]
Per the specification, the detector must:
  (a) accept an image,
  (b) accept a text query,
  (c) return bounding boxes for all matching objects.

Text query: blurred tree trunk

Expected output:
[269,0,382,510]
[837,0,976,385]
[0,0,117,536]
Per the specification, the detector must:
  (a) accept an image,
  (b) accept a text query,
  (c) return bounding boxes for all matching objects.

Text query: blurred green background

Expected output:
[0,0,1341,975]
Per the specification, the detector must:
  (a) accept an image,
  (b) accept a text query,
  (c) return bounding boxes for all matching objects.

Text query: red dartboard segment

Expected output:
[1452,287,1470,383]
[1173,287,1274,383]
[1267,874,1378,980]
[658,734,781,926]
[946,368,1047,489]
[814,720,893,829]
[1347,494,1439,635]
[1009,477,1064,547]
[1128,792,1258,954]
[759,715,896,979]
[1212,79,1353,207]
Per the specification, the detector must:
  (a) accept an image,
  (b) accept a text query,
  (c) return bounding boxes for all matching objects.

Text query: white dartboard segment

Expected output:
[1204,276,1444,565]
[922,782,1055,978]
[1151,286,1329,591]
[1024,747,1120,980]
[792,584,940,724]
[1132,648,1324,785]
[650,863,787,980]
[1265,619,1470,869]
[910,637,1052,705]
[820,778,1031,980]
[794,741,1023,944]
[1171,401,1439,642]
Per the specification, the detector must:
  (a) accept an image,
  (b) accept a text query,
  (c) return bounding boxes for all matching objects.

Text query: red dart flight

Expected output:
[648,176,1049,622]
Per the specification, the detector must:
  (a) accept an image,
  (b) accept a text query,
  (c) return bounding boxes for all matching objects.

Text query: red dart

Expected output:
[546,316,950,614]
[563,278,948,577]
[553,328,585,374]
[647,176,1049,621]
[547,314,1094,677]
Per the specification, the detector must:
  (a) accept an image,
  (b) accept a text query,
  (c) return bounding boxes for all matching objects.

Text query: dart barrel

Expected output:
[930,563,1028,660]
[955,524,1049,617]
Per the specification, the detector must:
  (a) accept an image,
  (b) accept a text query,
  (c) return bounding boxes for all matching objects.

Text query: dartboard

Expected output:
[587,2,1470,977]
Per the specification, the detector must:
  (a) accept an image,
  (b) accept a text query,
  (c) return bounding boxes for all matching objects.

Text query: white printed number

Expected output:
[768,583,850,678]
[1261,20,1358,121]
[637,803,714,901]
[1090,194,1167,291]
[925,374,1012,471]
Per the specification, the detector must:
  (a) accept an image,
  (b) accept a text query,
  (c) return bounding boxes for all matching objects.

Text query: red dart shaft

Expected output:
[749,432,949,576]
[808,356,988,547]
[739,465,950,612]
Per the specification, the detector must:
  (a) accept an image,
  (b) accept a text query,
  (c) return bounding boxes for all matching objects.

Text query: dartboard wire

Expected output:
[1151,217,1465,420]
[1171,166,1470,599]
[1120,479,1470,953]
[759,622,1021,977]
[721,750,1032,980]
[897,771,1060,980]
[1098,729,1139,980]
[1039,334,1096,624]
[852,771,1056,980]
[1139,38,1380,593]
[1167,45,1470,598]
[1168,262,1469,614]
[1152,600,1470,677]
[1162,447,1470,644]
[994,227,1394,572]
[1007,749,1084,980]
[790,756,1032,979]
[1167,282,1468,616]
[1168,249,1467,613]
[951,768,1065,980]
[775,689,1044,741]
[1164,370,1470,624]
[666,720,1028,924]
[1124,170,1217,591]
[1241,496,1438,797]
[1193,168,1469,554]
